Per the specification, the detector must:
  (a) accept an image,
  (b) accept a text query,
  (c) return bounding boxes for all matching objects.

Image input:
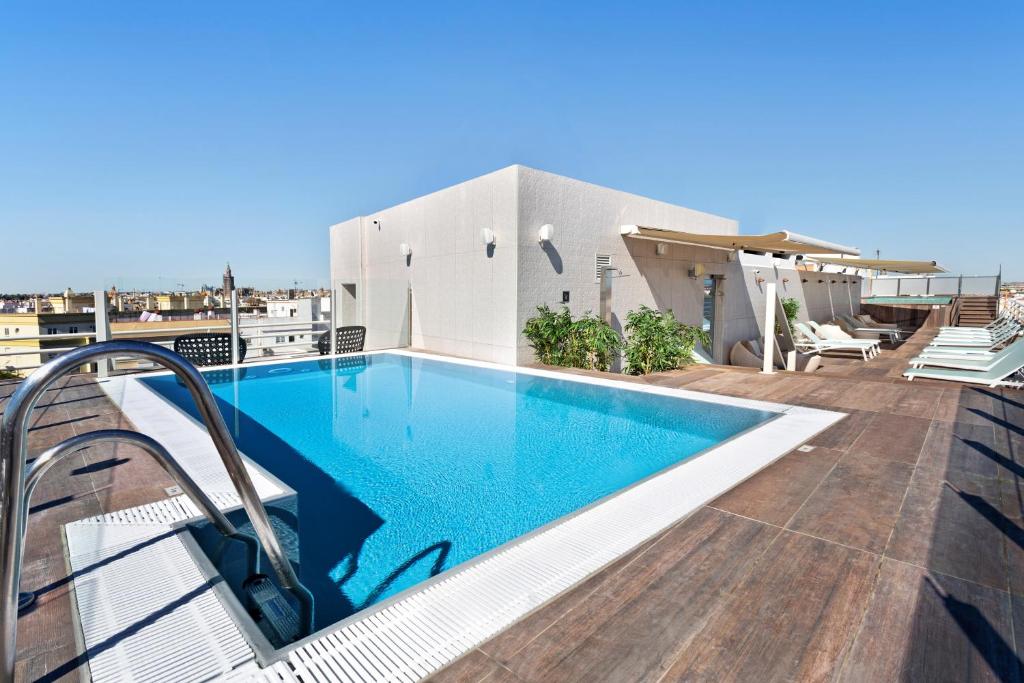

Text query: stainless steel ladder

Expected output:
[0,341,315,681]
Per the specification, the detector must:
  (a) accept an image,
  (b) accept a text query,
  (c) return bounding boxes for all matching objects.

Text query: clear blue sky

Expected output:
[2,1,1021,293]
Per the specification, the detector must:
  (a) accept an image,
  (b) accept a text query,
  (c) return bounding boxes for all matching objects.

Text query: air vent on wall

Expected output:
[595,254,612,283]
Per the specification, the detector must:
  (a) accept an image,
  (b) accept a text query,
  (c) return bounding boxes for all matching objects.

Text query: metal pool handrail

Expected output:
[0,341,315,681]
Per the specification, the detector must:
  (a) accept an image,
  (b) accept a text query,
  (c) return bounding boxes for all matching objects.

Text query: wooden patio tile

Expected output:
[427,650,507,683]
[886,472,1010,591]
[496,508,777,681]
[915,421,1001,484]
[710,446,843,527]
[787,455,914,554]
[806,408,873,451]
[838,560,1020,683]
[846,412,930,464]
[477,528,670,663]
[660,531,879,682]
[890,383,944,419]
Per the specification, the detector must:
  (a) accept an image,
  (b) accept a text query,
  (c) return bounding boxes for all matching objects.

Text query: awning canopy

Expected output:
[806,257,945,274]
[619,225,860,256]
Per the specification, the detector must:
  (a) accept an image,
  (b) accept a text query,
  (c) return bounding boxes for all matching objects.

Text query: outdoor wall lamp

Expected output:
[538,224,554,244]
[656,242,668,256]
[399,243,412,257]
[481,228,496,246]
[801,278,809,283]
[817,279,825,283]
[782,277,790,284]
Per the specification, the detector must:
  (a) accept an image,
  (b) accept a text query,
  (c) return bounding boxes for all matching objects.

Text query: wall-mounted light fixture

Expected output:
[817,279,825,283]
[756,276,766,285]
[688,263,705,279]
[538,224,554,244]
[399,243,412,257]
[801,278,808,283]
[782,277,790,284]
[481,228,496,246]
[655,242,668,256]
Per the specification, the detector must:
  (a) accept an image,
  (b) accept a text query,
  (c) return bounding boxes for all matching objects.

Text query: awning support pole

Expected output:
[762,283,776,375]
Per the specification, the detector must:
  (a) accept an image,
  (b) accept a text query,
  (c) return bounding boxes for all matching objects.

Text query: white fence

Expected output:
[865,274,1000,298]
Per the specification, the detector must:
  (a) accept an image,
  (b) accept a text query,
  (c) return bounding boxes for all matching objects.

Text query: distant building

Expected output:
[48,288,95,314]
[0,312,94,375]
[155,293,203,311]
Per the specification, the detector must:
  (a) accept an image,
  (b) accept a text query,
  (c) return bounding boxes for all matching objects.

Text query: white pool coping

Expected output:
[70,350,845,682]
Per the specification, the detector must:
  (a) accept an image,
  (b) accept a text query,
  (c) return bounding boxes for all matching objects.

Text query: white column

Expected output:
[230,290,240,365]
[330,286,339,354]
[762,282,776,375]
[93,291,111,378]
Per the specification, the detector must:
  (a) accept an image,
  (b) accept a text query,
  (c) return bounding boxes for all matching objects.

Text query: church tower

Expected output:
[222,262,235,304]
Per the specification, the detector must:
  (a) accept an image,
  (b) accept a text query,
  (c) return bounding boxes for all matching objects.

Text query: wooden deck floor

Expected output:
[4,329,1023,682]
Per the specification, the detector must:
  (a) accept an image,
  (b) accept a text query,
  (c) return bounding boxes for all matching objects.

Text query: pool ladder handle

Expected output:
[0,340,316,683]
[18,429,261,605]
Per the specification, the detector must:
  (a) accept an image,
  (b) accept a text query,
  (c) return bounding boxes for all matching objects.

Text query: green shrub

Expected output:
[522,304,573,365]
[522,305,622,371]
[562,313,622,372]
[0,368,18,380]
[623,305,709,375]
[780,297,801,334]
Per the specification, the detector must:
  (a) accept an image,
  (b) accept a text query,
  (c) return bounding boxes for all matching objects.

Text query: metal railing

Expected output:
[0,290,334,376]
[0,341,316,680]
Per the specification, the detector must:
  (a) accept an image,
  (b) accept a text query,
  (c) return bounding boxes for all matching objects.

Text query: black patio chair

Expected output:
[173,332,247,367]
[317,326,366,355]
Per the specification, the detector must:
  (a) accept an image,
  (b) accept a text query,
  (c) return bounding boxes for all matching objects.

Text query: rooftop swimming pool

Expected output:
[141,353,777,639]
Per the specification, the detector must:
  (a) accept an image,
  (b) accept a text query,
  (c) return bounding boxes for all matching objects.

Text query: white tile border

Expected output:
[80,351,844,682]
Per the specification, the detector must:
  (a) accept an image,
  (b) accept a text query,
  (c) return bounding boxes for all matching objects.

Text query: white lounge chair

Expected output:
[909,339,1023,370]
[856,314,903,331]
[939,314,1012,332]
[794,322,880,361]
[904,340,1024,388]
[837,315,902,342]
[929,322,1021,349]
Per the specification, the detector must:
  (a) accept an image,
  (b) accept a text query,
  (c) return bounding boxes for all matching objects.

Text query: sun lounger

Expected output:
[794,322,880,361]
[909,339,1023,370]
[904,340,1024,388]
[837,315,902,342]
[930,325,1020,349]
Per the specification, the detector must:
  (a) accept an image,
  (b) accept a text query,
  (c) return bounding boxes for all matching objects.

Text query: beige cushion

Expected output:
[818,323,852,340]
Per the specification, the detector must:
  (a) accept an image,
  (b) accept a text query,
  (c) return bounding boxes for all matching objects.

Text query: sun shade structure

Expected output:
[807,257,945,274]
[619,225,860,256]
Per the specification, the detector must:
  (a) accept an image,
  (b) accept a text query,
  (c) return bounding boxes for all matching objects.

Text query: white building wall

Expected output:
[329,167,520,363]
[514,166,738,364]
[329,164,860,369]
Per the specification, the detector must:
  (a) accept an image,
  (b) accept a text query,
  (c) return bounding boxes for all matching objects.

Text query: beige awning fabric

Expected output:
[619,225,860,256]
[806,257,945,274]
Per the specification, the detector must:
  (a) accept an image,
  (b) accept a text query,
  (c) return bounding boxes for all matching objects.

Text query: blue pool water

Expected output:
[142,354,775,629]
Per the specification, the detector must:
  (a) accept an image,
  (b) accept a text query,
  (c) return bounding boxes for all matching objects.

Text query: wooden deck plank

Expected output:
[786,455,915,554]
[838,560,1020,683]
[494,508,778,681]
[660,532,879,682]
